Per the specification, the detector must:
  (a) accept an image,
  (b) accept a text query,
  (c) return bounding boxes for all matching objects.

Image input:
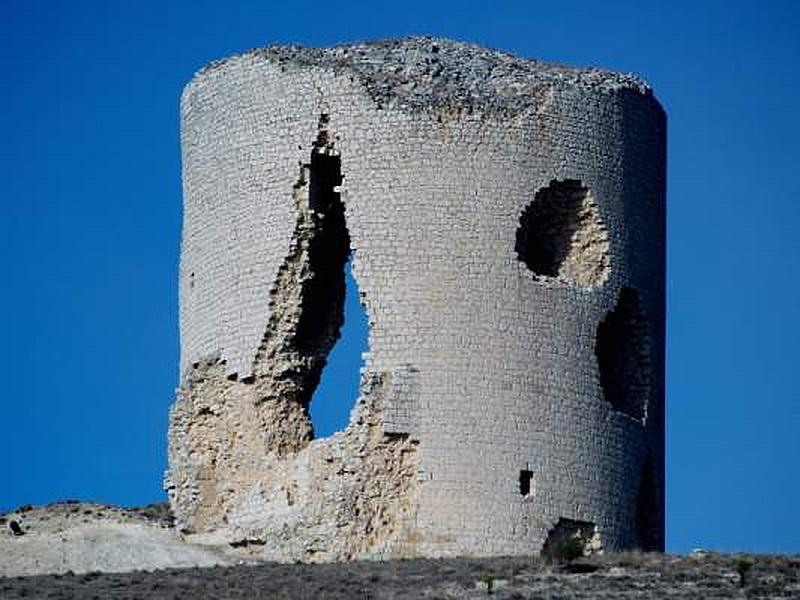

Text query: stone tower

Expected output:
[166,38,666,561]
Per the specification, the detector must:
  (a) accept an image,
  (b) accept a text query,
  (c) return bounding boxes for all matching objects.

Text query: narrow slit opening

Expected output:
[519,469,533,497]
[292,119,370,440]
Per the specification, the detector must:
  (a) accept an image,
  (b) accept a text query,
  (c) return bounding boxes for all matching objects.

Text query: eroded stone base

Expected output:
[167,366,419,562]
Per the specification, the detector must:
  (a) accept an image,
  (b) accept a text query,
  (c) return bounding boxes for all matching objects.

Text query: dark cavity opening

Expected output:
[519,470,533,496]
[635,457,661,551]
[541,518,599,559]
[595,286,651,422]
[294,148,349,353]
[515,179,609,288]
[294,130,368,439]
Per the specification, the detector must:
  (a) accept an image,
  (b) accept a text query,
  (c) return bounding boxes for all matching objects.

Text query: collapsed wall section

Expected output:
[167,112,420,559]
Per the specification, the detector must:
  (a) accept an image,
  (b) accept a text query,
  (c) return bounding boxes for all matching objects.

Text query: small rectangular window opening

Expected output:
[519,469,533,496]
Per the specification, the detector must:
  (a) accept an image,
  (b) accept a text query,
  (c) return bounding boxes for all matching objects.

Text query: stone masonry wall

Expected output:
[167,38,666,561]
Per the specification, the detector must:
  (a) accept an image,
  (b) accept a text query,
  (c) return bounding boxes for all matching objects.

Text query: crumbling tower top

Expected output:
[189,36,656,114]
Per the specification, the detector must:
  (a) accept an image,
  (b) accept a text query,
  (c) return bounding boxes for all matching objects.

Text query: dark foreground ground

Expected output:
[1,552,798,599]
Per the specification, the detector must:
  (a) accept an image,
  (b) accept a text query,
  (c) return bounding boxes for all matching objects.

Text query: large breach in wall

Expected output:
[165,116,420,561]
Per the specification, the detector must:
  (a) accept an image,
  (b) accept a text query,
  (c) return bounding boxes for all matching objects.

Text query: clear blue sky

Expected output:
[2,0,798,554]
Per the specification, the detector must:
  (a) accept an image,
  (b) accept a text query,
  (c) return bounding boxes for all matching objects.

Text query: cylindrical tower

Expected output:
[166,38,666,561]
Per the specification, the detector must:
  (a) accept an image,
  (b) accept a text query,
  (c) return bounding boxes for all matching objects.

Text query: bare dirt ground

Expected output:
[0,501,240,577]
[1,502,798,598]
[2,552,799,599]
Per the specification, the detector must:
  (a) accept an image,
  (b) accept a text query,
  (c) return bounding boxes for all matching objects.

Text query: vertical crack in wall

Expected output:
[515,179,609,288]
[595,286,651,422]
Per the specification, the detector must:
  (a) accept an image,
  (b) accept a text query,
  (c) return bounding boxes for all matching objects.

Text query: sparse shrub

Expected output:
[736,558,753,587]
[551,536,586,562]
[478,574,495,594]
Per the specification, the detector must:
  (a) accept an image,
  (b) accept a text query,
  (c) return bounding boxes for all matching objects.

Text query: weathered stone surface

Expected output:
[167,36,666,561]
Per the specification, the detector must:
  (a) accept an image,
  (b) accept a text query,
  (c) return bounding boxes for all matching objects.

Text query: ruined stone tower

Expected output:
[166,38,666,561]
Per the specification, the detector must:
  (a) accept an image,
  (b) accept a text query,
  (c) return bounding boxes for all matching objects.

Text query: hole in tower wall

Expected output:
[240,115,371,456]
[515,179,610,288]
[293,147,350,355]
[519,470,534,497]
[288,124,367,441]
[541,518,603,558]
[309,258,369,437]
[595,287,651,422]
